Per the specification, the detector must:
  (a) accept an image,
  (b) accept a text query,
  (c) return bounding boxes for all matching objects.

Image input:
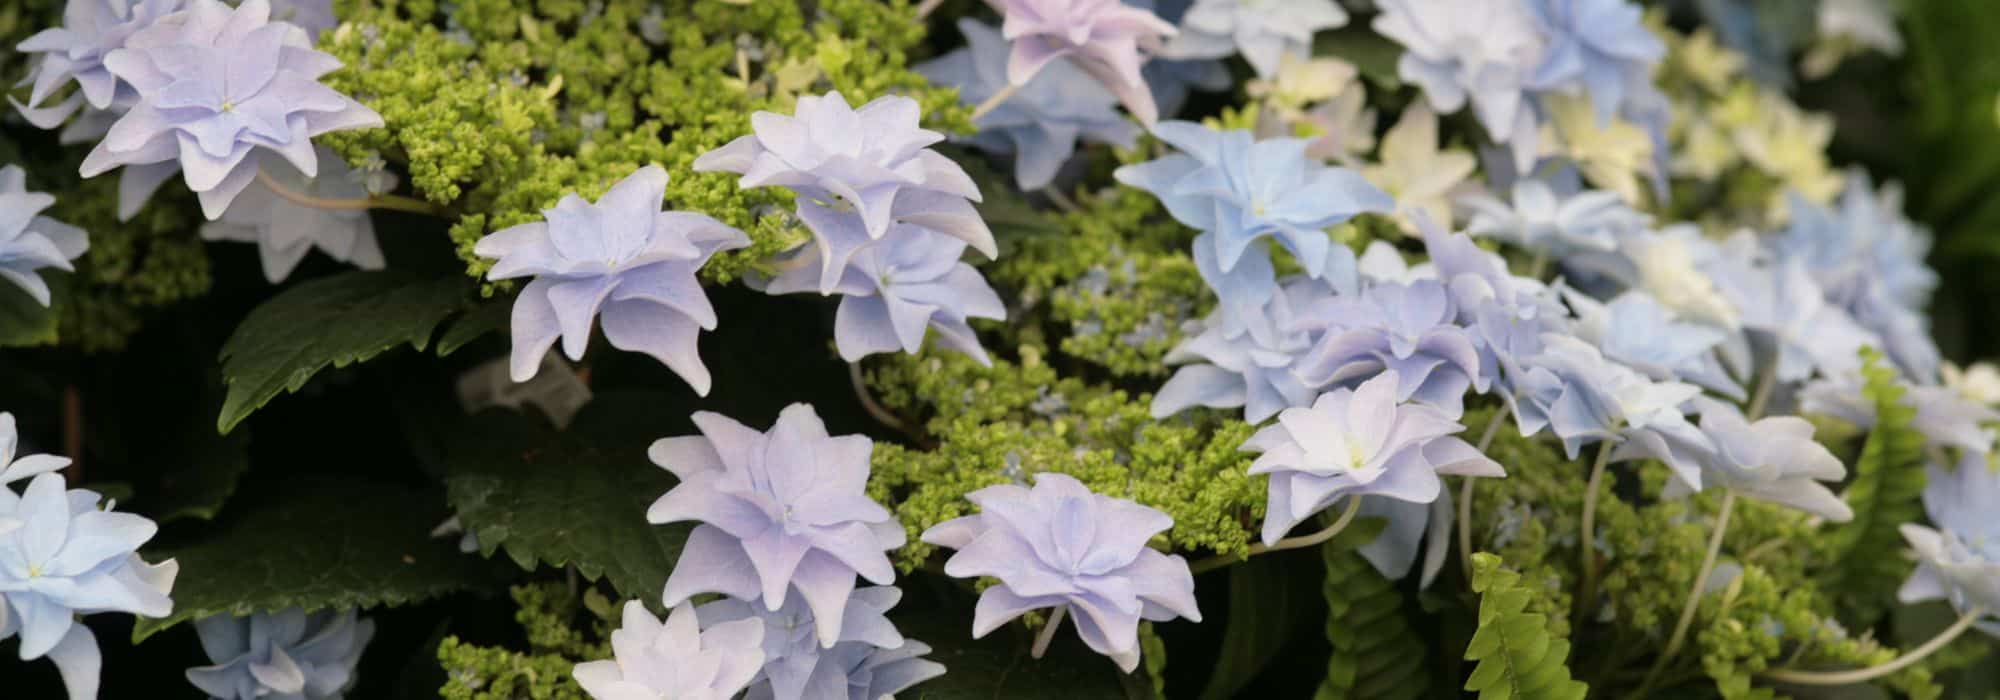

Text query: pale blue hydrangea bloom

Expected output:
[185,607,374,700]
[1772,175,1940,379]
[572,600,766,700]
[200,145,383,283]
[0,165,91,306]
[1243,371,1503,546]
[695,587,943,700]
[765,223,1005,365]
[475,165,749,394]
[1511,334,1714,487]
[694,92,996,293]
[1114,121,1389,298]
[1158,0,1348,78]
[1293,278,1486,419]
[919,19,1140,191]
[79,0,385,220]
[1152,276,1331,423]
[1900,454,2000,637]
[1372,0,1546,171]
[1524,0,1665,123]
[1801,373,1999,456]
[1562,290,1742,399]
[1460,179,1645,258]
[982,0,1178,125]
[1643,398,1852,521]
[1414,219,1572,413]
[1708,252,1878,384]
[11,0,185,128]
[921,472,1200,673]
[0,469,178,700]
[648,405,904,649]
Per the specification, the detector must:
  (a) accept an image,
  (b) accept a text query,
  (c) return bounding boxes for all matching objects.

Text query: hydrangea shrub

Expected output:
[2,0,1999,698]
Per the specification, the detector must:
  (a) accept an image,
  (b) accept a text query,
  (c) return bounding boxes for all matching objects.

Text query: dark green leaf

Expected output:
[1315,27,1403,88]
[435,298,511,357]
[442,393,690,600]
[147,418,249,524]
[134,477,494,642]
[893,605,1133,699]
[1199,548,1318,700]
[0,271,62,348]
[216,271,469,433]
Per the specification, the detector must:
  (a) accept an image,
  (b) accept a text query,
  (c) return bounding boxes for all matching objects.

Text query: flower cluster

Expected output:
[981,0,1179,125]
[697,92,1006,365]
[184,607,374,700]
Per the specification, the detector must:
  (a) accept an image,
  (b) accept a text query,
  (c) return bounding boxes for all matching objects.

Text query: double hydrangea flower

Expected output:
[79,0,385,220]
[573,601,767,699]
[922,473,1200,672]
[1461,179,1645,259]
[1900,455,2000,636]
[982,0,1178,125]
[1158,0,1349,79]
[200,145,385,284]
[0,412,178,700]
[0,165,91,306]
[1652,399,1852,521]
[648,404,904,648]
[185,608,374,700]
[12,0,185,133]
[695,586,942,700]
[697,92,1006,364]
[475,165,749,394]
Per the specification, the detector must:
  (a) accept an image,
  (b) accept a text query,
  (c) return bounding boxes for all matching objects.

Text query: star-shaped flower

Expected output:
[1461,179,1643,258]
[572,601,766,700]
[1293,278,1487,418]
[1899,454,2000,637]
[648,404,904,648]
[766,223,1005,365]
[199,145,383,283]
[185,608,374,700]
[695,586,943,700]
[1524,0,1665,123]
[1649,398,1852,522]
[1373,0,1546,171]
[983,0,1179,125]
[0,165,90,307]
[12,0,186,126]
[1153,276,1333,423]
[1362,103,1478,233]
[1158,0,1348,78]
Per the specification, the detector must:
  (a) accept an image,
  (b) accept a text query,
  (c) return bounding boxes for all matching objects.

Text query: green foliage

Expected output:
[1315,519,1429,700]
[0,272,58,347]
[133,478,495,642]
[1464,553,1589,700]
[1201,549,1320,700]
[438,583,612,700]
[1820,347,1927,624]
[443,394,689,600]
[889,607,1131,698]
[215,270,470,433]
[49,174,209,351]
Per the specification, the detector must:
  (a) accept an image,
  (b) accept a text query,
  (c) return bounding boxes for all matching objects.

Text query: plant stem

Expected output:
[1745,368,1777,420]
[255,168,443,216]
[1032,605,1068,658]
[1459,410,1510,579]
[1759,607,1986,686]
[1575,441,1617,618]
[1641,490,1739,691]
[913,0,945,19]
[1042,186,1080,213]
[1188,495,1365,574]
[848,362,907,433]
[969,83,1021,122]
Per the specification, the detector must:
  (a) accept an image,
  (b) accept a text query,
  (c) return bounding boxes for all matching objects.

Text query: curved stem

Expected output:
[1188,495,1364,575]
[969,83,1021,122]
[1745,368,1777,421]
[1759,607,1987,686]
[1641,490,1739,690]
[848,363,908,433]
[255,168,443,216]
[1459,410,1510,579]
[1575,441,1617,618]
[1032,605,1068,658]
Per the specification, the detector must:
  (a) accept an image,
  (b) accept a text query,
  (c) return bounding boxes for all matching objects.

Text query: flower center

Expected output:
[220,100,236,113]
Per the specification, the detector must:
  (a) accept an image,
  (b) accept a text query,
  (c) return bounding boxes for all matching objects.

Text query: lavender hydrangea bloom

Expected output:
[1563,290,1742,399]
[1158,0,1348,78]
[200,145,383,283]
[920,472,1200,673]
[184,607,374,700]
[1524,0,1666,123]
[1800,374,1999,456]
[1654,398,1853,521]
[765,223,1005,365]
[1772,176,1941,379]
[1412,219,1572,418]
[0,165,91,306]
[1512,334,1714,487]
[695,587,943,700]
[1294,278,1487,418]
[0,471,179,700]
[1113,121,1391,285]
[12,0,185,126]
[919,20,1140,192]
[1373,0,1545,171]
[1710,254,1877,383]
[983,0,1178,125]
[573,601,766,700]
[80,0,386,220]
[1899,454,2000,635]
[1152,276,1329,422]
[648,405,904,648]
[1460,179,1645,258]
[1243,371,1503,546]
[474,165,749,394]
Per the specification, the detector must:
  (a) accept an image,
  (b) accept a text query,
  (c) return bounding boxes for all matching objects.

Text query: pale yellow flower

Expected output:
[1363,103,1476,233]
[1944,362,2000,407]
[1542,92,1654,204]
[1668,28,1743,96]
[1730,90,1841,206]
[1248,54,1359,119]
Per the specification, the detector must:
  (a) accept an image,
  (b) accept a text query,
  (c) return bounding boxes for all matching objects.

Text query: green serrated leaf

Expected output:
[0,271,61,347]
[1315,518,1428,700]
[1462,553,1589,700]
[436,298,511,357]
[216,271,469,434]
[148,414,249,524]
[133,477,494,642]
[443,393,690,600]
[893,604,1132,699]
[1821,347,1928,625]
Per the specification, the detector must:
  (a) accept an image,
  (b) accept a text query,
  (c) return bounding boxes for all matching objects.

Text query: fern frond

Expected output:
[1821,347,1927,625]
[1464,553,1589,700]
[1315,523,1428,700]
